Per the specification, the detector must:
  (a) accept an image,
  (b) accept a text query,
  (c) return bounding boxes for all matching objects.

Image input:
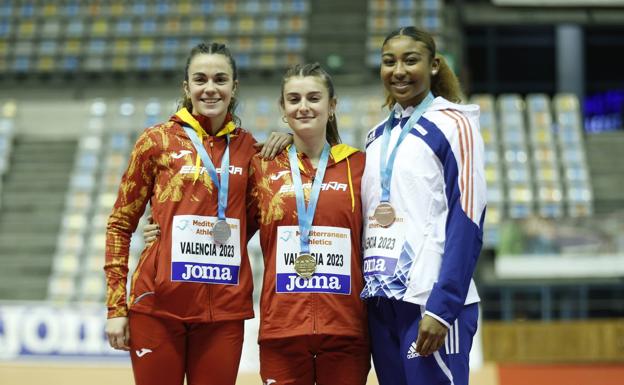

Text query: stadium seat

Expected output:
[78,273,106,302]
[498,94,534,218]
[367,0,445,67]
[51,251,81,277]
[526,94,564,218]
[1,0,310,76]
[0,100,16,209]
[553,93,594,217]
[471,94,505,245]
[47,274,77,302]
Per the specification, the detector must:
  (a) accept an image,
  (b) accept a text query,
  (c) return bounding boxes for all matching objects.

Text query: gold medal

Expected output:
[294,253,316,278]
[373,202,396,227]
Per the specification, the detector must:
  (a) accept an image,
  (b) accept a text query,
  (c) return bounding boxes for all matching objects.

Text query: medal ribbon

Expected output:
[183,126,230,220]
[288,143,331,255]
[379,92,435,202]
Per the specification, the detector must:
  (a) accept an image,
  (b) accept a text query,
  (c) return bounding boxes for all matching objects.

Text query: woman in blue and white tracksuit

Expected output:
[361,26,487,385]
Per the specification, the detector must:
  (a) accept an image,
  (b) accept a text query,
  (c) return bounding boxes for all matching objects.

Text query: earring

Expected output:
[328,114,335,122]
[281,116,288,123]
[432,70,438,76]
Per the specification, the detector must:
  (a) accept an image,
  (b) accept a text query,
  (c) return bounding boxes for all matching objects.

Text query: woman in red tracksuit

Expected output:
[104,42,289,385]
[248,63,370,385]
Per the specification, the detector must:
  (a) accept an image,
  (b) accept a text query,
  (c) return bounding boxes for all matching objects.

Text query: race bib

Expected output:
[363,211,406,277]
[171,215,241,285]
[276,226,351,295]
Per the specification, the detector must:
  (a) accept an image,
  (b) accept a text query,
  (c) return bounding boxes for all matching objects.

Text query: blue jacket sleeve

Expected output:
[425,111,486,327]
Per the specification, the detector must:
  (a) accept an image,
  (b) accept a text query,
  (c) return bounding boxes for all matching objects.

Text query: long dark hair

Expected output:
[279,62,341,145]
[382,26,462,108]
[180,42,241,126]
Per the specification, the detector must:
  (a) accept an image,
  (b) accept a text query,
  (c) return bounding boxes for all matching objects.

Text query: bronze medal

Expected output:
[294,253,316,279]
[212,219,231,244]
[373,202,396,227]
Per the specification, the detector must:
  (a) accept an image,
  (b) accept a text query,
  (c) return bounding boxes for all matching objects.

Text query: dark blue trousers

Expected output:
[368,297,479,385]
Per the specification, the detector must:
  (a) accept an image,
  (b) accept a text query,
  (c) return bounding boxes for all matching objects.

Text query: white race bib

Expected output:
[362,210,406,277]
[171,215,241,285]
[276,226,351,295]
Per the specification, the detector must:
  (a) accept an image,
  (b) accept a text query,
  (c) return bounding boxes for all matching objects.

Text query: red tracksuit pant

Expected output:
[259,334,370,385]
[129,311,244,385]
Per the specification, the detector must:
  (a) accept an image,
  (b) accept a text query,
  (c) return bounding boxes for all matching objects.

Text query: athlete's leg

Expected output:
[367,297,408,385]
[186,320,244,385]
[128,311,186,385]
[444,303,479,385]
[259,336,315,385]
[315,334,370,385]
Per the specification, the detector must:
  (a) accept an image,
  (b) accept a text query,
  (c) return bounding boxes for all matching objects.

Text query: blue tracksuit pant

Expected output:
[367,297,479,385]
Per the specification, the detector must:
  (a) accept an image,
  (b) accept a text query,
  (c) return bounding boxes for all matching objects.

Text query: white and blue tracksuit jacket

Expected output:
[361,97,487,328]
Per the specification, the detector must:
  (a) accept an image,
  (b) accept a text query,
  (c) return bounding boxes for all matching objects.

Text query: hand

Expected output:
[415,314,448,357]
[254,132,293,159]
[143,215,160,245]
[105,316,130,351]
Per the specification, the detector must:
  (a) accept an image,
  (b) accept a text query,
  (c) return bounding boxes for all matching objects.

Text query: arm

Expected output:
[418,111,487,356]
[141,141,264,247]
[104,130,158,319]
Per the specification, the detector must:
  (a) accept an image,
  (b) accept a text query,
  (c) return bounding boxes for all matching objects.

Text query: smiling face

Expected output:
[183,53,237,121]
[380,35,439,108]
[281,75,336,140]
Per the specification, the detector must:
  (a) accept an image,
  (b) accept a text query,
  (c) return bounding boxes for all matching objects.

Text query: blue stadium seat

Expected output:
[87,39,107,55]
[214,17,232,33]
[199,0,216,14]
[159,55,178,71]
[140,18,157,35]
[115,19,133,36]
[244,0,262,14]
[62,1,80,17]
[290,0,309,13]
[155,1,170,16]
[236,53,251,69]
[267,0,284,13]
[0,20,10,38]
[19,3,34,18]
[61,55,80,72]
[0,4,13,18]
[133,2,148,16]
[12,56,30,72]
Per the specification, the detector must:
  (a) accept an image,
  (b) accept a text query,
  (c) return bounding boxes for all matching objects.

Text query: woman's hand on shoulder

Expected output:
[254,132,293,159]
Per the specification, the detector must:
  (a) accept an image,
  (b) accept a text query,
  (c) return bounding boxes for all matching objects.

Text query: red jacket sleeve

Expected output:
[104,128,160,318]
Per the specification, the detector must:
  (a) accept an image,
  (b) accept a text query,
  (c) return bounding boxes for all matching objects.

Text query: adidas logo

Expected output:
[406,342,420,359]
